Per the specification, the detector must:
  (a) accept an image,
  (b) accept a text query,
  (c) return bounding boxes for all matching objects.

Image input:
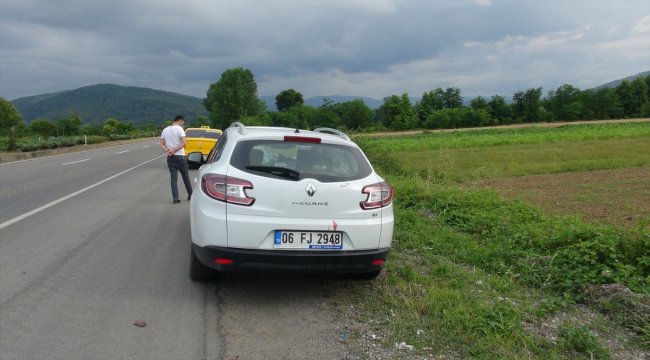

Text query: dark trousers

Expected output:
[167,155,192,200]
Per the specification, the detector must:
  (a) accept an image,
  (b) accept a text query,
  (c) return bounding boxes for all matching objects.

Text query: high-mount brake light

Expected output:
[360,182,395,209]
[283,135,321,143]
[201,174,255,206]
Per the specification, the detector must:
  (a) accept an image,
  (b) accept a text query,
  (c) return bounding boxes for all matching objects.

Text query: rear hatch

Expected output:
[223,137,387,250]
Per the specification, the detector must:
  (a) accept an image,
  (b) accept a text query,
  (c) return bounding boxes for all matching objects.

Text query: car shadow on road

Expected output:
[214,272,351,303]
[212,273,364,359]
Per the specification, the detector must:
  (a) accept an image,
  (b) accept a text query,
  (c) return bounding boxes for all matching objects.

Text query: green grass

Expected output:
[387,137,650,182]
[354,122,650,152]
[347,121,650,359]
[356,122,650,182]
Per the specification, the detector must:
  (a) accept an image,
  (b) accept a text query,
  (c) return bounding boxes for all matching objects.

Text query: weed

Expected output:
[557,323,610,359]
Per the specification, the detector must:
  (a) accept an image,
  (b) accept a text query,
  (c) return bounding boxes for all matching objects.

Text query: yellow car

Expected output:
[185,126,222,160]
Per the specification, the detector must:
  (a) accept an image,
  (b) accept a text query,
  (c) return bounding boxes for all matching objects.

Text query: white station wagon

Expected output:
[187,123,394,280]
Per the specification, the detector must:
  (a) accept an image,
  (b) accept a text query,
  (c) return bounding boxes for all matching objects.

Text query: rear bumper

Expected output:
[192,243,389,274]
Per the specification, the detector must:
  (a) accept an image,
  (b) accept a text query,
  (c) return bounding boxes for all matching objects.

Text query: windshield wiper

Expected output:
[245,165,300,180]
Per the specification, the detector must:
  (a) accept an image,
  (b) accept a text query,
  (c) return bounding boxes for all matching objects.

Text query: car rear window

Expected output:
[185,129,221,139]
[231,140,373,182]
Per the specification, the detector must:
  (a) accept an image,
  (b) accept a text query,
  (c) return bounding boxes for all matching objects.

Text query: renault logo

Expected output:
[305,183,317,197]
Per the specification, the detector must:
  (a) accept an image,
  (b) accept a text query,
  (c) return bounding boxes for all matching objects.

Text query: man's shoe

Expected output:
[173,199,181,204]
[188,194,192,201]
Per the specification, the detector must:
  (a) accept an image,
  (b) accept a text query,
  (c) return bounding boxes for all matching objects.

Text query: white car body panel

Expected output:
[188,124,394,278]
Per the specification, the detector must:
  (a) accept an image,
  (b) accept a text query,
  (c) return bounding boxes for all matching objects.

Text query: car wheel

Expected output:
[189,246,218,281]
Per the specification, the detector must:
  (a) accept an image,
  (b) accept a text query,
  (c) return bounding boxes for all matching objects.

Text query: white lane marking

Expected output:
[0,155,164,231]
[117,150,130,154]
[142,145,150,148]
[61,159,90,166]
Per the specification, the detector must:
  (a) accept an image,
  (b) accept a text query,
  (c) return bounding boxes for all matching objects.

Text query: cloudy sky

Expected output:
[1,0,649,102]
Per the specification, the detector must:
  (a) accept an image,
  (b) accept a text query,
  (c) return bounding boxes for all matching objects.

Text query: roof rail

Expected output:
[313,127,350,141]
[230,122,247,135]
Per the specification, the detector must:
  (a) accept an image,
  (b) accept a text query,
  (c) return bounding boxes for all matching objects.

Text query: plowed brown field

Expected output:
[471,167,650,229]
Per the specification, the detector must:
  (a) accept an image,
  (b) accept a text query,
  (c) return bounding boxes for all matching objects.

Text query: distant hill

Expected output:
[12,71,649,125]
[594,70,650,90]
[12,84,209,125]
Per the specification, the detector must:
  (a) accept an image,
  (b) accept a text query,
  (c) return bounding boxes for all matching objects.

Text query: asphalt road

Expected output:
[0,140,348,360]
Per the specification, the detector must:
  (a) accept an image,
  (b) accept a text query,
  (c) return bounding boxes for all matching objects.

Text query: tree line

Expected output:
[2,68,649,142]
[0,101,169,151]
[204,67,650,131]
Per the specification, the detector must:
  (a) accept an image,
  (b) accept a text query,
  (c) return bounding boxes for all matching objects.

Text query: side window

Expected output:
[206,133,227,163]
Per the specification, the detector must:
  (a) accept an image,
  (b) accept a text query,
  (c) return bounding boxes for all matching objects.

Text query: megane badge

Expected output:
[305,183,317,197]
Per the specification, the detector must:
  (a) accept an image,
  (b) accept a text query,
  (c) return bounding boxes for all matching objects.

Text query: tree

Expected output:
[339,99,372,129]
[469,96,489,111]
[56,115,82,136]
[415,89,445,126]
[275,89,304,112]
[30,119,58,137]
[578,88,622,120]
[629,77,649,117]
[204,67,261,128]
[268,110,297,128]
[488,95,513,124]
[544,84,582,121]
[378,94,417,130]
[442,87,463,109]
[188,115,210,128]
[310,98,341,129]
[80,124,104,136]
[470,96,495,125]
[103,118,119,135]
[616,78,648,118]
[423,108,489,129]
[116,121,135,134]
[512,88,543,122]
[0,97,23,134]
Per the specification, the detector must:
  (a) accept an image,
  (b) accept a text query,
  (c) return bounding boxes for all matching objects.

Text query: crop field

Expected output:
[340,121,650,359]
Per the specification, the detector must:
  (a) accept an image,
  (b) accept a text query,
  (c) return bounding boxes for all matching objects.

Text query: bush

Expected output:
[423,108,490,129]
[0,135,112,152]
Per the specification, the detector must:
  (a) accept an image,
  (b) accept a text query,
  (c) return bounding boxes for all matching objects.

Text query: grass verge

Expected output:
[344,122,649,359]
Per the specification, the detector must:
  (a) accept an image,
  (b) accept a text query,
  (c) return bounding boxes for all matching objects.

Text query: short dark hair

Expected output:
[174,115,185,121]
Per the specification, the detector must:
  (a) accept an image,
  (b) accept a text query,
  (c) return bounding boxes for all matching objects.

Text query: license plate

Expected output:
[274,230,343,249]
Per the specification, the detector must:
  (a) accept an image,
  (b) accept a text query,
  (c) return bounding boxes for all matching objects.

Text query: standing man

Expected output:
[160,115,193,204]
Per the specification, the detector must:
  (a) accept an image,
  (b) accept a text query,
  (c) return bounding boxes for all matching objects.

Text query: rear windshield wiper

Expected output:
[245,166,300,180]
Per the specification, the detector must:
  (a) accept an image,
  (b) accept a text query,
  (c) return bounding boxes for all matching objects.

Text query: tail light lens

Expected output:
[201,174,255,206]
[360,182,394,209]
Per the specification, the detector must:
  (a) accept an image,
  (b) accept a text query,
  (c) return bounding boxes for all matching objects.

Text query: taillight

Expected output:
[214,258,235,265]
[201,174,255,206]
[360,182,394,210]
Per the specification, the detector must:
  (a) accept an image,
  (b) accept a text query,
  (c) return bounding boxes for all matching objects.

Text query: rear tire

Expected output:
[189,246,218,281]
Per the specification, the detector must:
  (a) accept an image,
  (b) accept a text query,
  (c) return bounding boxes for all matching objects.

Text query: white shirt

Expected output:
[160,124,186,156]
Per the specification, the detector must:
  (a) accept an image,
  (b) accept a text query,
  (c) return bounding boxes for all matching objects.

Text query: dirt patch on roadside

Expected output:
[469,167,650,229]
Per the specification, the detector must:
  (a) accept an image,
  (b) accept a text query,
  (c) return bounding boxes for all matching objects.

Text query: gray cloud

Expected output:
[1,0,648,101]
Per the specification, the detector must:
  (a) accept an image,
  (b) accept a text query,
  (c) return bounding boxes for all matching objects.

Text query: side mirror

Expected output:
[187,152,205,168]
